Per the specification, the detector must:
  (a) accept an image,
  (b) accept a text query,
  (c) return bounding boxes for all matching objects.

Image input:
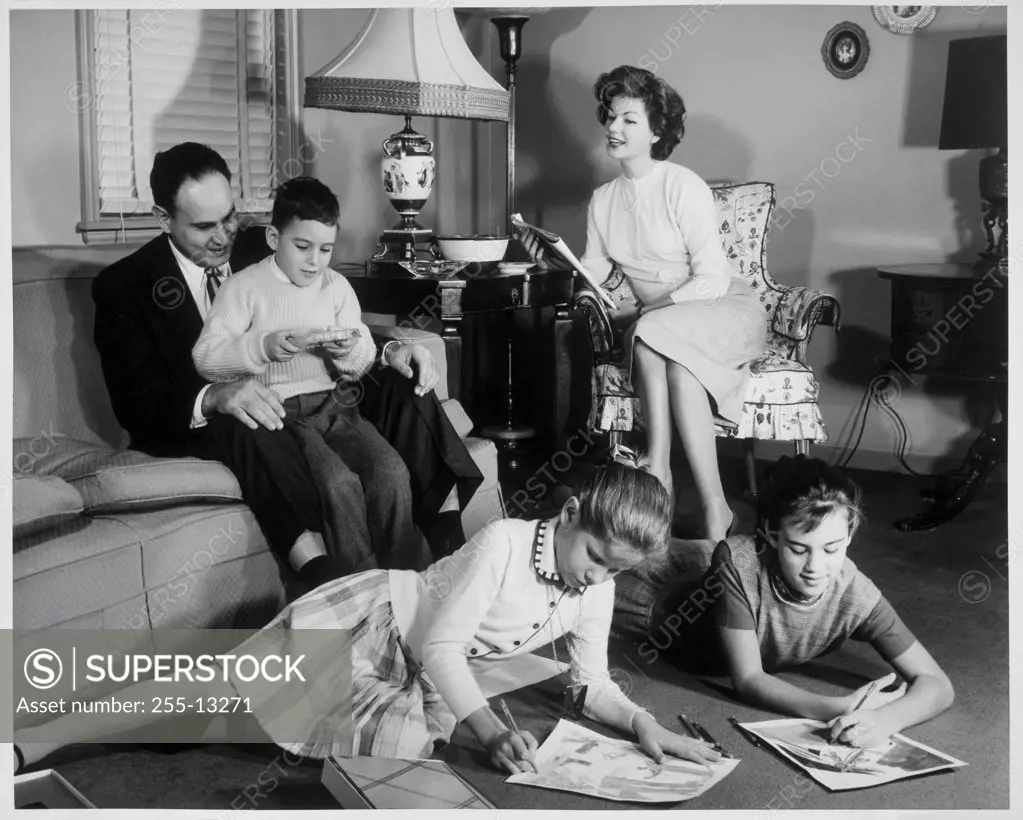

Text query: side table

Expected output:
[877,262,1008,531]
[340,262,577,443]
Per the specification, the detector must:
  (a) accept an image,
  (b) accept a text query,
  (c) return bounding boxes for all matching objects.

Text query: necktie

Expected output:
[204,266,225,307]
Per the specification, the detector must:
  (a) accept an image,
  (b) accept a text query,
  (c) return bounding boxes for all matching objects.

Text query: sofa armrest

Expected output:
[365,324,450,401]
[769,286,841,365]
[571,290,617,365]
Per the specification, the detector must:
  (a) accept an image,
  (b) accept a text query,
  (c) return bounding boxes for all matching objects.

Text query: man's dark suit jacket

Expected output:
[92,228,271,456]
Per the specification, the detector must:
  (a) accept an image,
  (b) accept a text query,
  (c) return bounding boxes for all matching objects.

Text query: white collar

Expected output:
[167,236,228,279]
[531,517,564,585]
[268,255,295,285]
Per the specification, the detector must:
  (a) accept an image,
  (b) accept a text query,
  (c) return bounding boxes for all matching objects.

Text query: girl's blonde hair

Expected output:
[576,449,673,566]
[758,456,864,537]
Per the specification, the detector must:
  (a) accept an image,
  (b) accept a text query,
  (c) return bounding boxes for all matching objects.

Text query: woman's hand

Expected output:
[513,228,572,272]
[638,295,673,316]
[828,709,896,750]
[633,713,721,767]
[486,728,539,774]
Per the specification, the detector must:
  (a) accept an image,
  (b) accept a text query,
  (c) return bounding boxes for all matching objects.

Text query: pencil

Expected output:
[728,717,765,749]
[677,713,699,738]
[499,699,537,773]
[500,699,521,734]
[849,679,884,714]
[691,719,732,759]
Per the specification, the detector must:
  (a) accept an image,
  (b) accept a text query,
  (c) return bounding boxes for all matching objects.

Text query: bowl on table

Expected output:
[435,235,510,275]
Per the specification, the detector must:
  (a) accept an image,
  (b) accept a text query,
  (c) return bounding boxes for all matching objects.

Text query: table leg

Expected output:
[441,319,462,402]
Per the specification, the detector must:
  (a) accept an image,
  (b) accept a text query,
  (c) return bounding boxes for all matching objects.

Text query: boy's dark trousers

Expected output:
[281,388,430,573]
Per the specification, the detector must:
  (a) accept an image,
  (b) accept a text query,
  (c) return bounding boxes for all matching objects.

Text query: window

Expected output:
[75,7,301,242]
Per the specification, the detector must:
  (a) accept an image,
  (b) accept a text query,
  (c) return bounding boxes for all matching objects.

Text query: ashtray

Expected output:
[398,259,470,279]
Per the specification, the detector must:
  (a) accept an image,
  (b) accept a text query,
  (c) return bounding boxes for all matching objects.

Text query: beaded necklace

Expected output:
[531,520,586,676]
[769,565,827,610]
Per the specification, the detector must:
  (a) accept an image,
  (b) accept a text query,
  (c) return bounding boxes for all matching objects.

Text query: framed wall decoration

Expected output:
[821,22,870,80]
[871,6,938,35]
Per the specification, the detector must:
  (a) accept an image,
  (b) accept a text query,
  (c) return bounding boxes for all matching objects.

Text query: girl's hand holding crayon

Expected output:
[844,672,907,716]
[633,712,722,767]
[488,727,539,775]
[828,708,896,750]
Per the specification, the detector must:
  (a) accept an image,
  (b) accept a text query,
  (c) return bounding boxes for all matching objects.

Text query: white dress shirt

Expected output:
[166,239,231,429]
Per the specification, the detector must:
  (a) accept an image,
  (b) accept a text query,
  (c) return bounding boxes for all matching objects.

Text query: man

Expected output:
[92,143,480,588]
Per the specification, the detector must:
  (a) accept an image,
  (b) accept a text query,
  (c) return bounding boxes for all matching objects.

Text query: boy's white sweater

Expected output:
[192,255,376,400]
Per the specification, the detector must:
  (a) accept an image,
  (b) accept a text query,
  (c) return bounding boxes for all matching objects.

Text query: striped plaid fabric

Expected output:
[230,570,457,760]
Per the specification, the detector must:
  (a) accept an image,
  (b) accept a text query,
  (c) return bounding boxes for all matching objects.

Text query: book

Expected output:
[14,770,96,809]
[510,213,617,310]
[735,717,967,792]
[322,756,495,810]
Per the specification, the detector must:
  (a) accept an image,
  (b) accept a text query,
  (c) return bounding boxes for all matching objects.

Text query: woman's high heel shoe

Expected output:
[14,744,25,776]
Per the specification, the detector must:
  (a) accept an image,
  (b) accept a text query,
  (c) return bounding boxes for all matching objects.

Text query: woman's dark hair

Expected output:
[150,142,232,215]
[594,65,687,161]
[576,454,673,569]
[757,456,864,538]
[271,176,340,230]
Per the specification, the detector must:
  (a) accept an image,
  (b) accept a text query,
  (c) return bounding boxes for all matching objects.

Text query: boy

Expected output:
[193,176,428,571]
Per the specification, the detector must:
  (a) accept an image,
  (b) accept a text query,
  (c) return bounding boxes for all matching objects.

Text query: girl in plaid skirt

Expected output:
[16,460,722,777]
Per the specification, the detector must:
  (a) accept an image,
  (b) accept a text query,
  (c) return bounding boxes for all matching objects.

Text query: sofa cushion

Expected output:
[13,436,243,513]
[12,474,85,538]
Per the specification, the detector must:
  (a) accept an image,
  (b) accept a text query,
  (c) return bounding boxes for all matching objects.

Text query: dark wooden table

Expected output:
[877,262,1007,530]
[341,262,578,443]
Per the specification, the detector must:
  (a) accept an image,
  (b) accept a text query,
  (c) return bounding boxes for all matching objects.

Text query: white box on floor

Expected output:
[14,769,96,809]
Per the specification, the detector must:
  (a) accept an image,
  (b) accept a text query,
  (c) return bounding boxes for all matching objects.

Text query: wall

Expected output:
[298,9,503,264]
[8,5,1009,472]
[10,10,82,246]
[511,3,1009,472]
[8,8,501,257]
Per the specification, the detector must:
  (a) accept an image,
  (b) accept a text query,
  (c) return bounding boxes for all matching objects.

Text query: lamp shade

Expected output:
[938,34,1007,150]
[305,9,509,122]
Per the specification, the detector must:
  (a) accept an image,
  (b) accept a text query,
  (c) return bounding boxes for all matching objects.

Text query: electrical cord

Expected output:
[834,367,971,480]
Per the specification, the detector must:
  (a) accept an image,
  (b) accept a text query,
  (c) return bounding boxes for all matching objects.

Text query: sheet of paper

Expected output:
[739,718,967,792]
[506,719,740,803]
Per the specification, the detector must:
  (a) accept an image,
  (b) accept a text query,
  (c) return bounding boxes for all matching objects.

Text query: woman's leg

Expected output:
[665,361,732,541]
[15,675,233,771]
[633,339,674,498]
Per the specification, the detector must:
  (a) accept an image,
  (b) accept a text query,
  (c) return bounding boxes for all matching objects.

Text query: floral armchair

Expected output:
[572,181,841,496]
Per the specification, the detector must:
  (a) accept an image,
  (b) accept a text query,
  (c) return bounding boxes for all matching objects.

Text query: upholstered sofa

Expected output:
[11,244,503,632]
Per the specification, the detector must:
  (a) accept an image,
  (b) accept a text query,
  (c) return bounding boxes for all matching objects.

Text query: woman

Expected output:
[521,65,767,541]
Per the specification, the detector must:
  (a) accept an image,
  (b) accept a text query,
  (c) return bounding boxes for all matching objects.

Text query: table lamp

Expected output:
[938,34,1007,269]
[305,8,509,270]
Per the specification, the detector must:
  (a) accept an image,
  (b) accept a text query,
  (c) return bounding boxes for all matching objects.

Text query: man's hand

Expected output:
[385,343,439,397]
[264,330,303,363]
[203,380,286,431]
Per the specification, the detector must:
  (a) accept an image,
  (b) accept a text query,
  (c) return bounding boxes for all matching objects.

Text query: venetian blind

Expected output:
[93,8,275,216]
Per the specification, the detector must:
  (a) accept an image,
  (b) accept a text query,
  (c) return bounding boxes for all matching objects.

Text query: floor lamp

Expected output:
[479,14,537,457]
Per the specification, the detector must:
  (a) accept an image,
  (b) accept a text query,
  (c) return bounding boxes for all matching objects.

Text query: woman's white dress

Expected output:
[581,161,767,425]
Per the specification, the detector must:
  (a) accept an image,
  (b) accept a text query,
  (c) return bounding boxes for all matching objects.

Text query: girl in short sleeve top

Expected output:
[680,457,954,750]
